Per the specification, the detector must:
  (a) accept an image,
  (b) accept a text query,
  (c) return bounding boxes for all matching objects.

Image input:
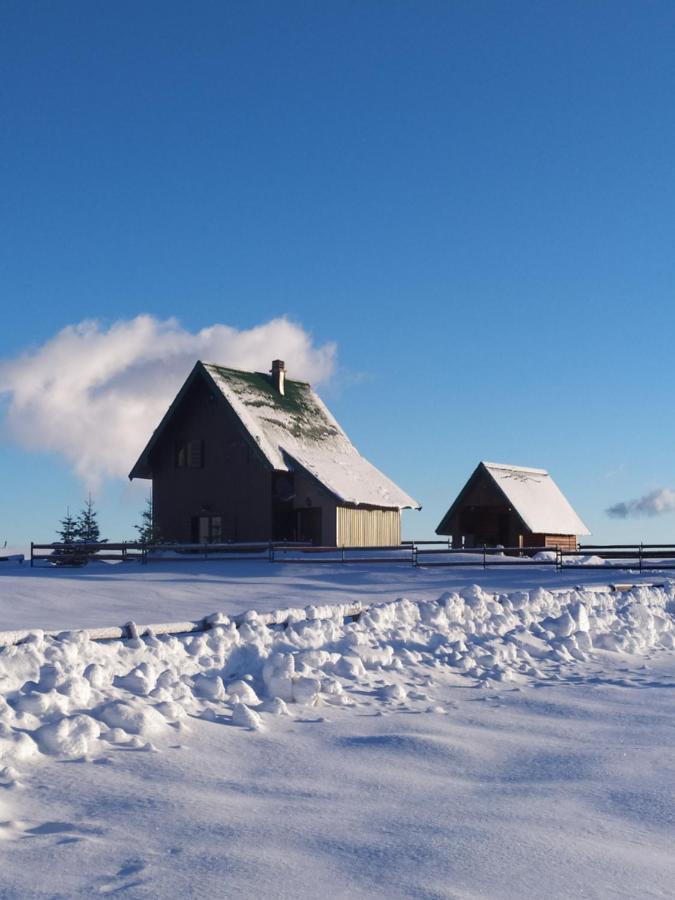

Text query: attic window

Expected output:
[175,440,204,469]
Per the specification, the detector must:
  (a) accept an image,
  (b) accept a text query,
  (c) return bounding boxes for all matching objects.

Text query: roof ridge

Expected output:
[201,361,311,385]
[482,461,549,475]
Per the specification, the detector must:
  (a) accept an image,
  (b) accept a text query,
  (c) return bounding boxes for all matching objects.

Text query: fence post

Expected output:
[268,541,273,563]
[483,544,487,570]
[30,542,34,568]
[639,542,643,573]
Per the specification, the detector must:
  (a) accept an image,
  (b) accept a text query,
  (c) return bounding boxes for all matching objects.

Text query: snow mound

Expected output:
[0,581,673,776]
[562,554,607,566]
[231,702,263,730]
[35,714,101,759]
[98,700,166,736]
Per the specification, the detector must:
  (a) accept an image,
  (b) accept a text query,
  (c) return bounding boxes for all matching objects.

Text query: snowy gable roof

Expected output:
[200,363,420,510]
[482,462,590,535]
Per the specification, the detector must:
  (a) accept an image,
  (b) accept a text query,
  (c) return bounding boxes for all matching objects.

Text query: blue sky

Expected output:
[1,1,675,544]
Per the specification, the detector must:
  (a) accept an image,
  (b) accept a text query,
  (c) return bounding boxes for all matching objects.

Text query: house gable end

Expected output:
[128,362,272,480]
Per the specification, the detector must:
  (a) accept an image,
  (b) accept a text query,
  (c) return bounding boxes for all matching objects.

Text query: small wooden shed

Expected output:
[435,461,590,550]
[129,360,420,547]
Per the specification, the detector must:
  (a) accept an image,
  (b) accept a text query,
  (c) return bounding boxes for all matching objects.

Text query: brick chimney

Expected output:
[271,359,286,396]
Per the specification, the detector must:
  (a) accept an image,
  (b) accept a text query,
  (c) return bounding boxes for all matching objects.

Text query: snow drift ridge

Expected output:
[0,581,674,782]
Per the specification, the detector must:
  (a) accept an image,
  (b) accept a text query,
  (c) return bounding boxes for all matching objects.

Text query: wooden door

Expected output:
[296,508,322,546]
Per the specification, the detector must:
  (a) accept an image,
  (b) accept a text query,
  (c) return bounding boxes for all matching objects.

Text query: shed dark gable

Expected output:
[435,463,528,535]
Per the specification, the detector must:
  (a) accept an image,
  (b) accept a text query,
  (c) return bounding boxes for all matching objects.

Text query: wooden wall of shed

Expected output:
[336,506,401,547]
[529,533,578,550]
[150,376,272,543]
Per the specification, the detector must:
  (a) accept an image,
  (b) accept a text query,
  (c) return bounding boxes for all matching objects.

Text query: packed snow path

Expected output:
[0,580,673,897]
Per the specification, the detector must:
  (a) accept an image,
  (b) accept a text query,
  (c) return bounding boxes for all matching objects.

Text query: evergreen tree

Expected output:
[56,507,78,544]
[75,494,105,544]
[134,497,158,544]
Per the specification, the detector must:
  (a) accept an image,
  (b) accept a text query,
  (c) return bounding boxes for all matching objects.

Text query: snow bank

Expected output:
[561,554,607,566]
[0,582,673,779]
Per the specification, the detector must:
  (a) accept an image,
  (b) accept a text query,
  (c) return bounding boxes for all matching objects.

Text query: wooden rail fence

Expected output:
[26,540,675,573]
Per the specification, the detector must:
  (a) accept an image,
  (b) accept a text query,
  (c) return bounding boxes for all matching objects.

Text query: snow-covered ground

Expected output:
[0,559,673,897]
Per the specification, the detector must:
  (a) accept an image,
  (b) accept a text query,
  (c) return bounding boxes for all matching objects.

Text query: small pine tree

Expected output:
[56,507,78,544]
[135,498,158,544]
[75,493,106,545]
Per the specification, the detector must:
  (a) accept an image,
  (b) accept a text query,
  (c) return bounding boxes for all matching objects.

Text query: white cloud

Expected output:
[0,315,336,487]
[606,487,675,519]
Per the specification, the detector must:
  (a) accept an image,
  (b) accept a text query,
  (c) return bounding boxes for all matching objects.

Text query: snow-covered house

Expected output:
[435,462,590,550]
[129,360,420,546]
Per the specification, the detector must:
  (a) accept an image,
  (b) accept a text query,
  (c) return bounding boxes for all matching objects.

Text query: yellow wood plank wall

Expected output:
[336,507,401,547]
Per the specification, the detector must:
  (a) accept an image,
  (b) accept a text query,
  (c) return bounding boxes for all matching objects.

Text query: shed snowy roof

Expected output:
[437,462,590,536]
[130,361,420,510]
[482,463,589,535]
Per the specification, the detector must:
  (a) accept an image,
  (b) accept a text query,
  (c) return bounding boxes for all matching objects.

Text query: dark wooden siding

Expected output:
[441,470,526,548]
[150,376,272,542]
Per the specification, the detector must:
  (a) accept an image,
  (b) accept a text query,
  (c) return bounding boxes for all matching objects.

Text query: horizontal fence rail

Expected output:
[414,545,564,570]
[0,601,366,649]
[562,544,675,572]
[24,541,675,573]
